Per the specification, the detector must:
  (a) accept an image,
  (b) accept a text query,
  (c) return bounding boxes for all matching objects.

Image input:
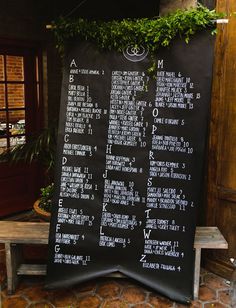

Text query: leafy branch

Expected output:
[52,4,225,55]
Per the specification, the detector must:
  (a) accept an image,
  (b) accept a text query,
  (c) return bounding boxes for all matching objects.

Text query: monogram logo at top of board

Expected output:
[123,45,148,62]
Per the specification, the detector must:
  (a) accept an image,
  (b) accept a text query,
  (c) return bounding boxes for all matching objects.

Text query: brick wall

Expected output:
[6,56,24,81]
[0,56,3,81]
[0,85,4,109]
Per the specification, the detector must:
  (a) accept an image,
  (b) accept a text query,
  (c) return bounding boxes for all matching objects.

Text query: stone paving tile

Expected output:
[96,281,121,299]
[148,293,173,307]
[102,298,129,308]
[9,280,38,296]
[76,295,101,307]
[198,285,216,302]
[121,286,146,304]
[217,289,231,306]
[48,288,78,307]
[203,273,228,290]
[19,284,51,302]
[2,295,29,308]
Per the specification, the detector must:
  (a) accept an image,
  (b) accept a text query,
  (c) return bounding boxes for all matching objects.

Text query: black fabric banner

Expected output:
[46,32,214,303]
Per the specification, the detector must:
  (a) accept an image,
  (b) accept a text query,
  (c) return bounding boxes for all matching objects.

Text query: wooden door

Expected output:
[0,43,43,217]
[205,0,236,279]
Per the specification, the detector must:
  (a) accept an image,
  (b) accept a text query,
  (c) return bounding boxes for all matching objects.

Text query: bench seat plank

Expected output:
[194,227,228,249]
[0,222,49,244]
[0,222,228,249]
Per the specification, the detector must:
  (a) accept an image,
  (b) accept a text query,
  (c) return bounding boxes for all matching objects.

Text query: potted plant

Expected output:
[33,182,54,220]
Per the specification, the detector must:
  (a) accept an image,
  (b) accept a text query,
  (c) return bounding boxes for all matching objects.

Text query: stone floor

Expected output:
[0,258,233,307]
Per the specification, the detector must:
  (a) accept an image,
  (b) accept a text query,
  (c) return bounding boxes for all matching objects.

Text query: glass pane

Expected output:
[0,111,7,136]
[0,55,4,81]
[0,84,5,108]
[8,84,25,108]
[6,56,24,81]
[10,136,25,147]
[0,138,7,154]
[9,110,25,135]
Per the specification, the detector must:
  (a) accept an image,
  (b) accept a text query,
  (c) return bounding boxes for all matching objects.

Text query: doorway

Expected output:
[0,43,43,217]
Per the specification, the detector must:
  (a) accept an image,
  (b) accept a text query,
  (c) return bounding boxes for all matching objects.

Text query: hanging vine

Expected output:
[51,4,224,55]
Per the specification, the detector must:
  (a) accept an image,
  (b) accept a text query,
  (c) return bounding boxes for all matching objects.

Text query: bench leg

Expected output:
[194,248,201,300]
[5,243,22,295]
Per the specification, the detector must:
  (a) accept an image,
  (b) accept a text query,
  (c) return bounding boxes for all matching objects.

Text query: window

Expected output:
[0,49,42,154]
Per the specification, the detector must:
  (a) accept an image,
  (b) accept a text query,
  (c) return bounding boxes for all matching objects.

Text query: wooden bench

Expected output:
[0,222,228,299]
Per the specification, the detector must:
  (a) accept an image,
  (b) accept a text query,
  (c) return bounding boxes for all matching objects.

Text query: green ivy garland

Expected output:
[52,4,224,56]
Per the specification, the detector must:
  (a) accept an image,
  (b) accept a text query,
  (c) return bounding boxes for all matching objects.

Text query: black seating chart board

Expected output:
[46,32,214,303]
